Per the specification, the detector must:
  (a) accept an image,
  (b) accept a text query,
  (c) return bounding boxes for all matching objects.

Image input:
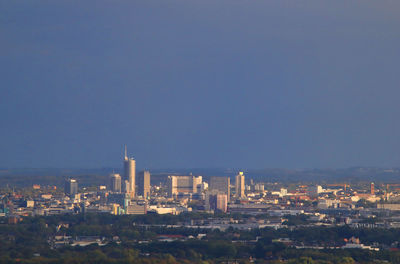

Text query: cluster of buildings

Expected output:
[0,147,247,217]
[3,147,400,229]
[59,175,400,229]
[66,146,150,199]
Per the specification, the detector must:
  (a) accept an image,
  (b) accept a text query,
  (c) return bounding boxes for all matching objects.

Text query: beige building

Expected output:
[110,173,122,193]
[125,203,146,214]
[235,172,245,198]
[206,192,228,213]
[123,146,136,198]
[216,194,228,213]
[167,175,202,197]
[137,170,151,199]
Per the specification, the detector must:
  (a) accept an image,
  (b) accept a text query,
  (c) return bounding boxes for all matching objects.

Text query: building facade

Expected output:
[235,172,245,198]
[209,176,230,201]
[167,175,202,197]
[65,179,78,196]
[110,173,122,193]
[123,146,136,198]
[137,170,151,198]
[206,193,228,213]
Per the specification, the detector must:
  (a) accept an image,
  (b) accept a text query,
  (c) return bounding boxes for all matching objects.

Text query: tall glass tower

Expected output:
[123,146,136,198]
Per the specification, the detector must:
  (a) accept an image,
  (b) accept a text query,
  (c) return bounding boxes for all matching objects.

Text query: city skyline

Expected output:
[2,1,400,263]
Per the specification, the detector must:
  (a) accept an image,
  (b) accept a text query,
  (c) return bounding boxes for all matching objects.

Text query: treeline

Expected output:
[10,213,400,245]
[1,238,399,264]
[1,213,400,263]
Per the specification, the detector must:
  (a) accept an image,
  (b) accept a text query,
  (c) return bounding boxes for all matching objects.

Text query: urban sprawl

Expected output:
[3,148,400,256]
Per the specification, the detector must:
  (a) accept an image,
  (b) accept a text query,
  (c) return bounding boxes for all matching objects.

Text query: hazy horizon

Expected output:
[1,166,399,172]
[1,0,400,169]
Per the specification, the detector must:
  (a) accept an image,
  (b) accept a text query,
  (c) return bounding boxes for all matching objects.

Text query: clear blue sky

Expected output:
[1,0,400,169]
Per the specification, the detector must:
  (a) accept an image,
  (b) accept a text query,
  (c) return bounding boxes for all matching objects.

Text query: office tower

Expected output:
[123,146,136,198]
[193,175,203,193]
[167,176,176,197]
[371,182,375,195]
[137,170,151,198]
[216,194,228,212]
[235,172,245,198]
[110,173,122,193]
[209,176,230,201]
[206,193,228,213]
[167,175,202,197]
[65,179,78,196]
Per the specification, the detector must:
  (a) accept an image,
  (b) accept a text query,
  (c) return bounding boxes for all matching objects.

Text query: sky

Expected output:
[1,0,400,169]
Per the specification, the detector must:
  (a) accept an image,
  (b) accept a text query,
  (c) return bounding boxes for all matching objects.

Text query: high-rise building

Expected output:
[209,176,230,201]
[123,146,136,198]
[110,173,122,193]
[167,175,202,197]
[65,179,78,196]
[235,172,245,198]
[216,194,228,212]
[206,193,228,213]
[137,170,151,198]
[193,175,203,193]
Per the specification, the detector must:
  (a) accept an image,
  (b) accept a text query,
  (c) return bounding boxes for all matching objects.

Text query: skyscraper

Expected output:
[216,194,228,212]
[110,173,122,193]
[65,178,78,196]
[206,193,228,213]
[137,170,151,199]
[123,146,136,198]
[209,176,230,201]
[235,172,245,198]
